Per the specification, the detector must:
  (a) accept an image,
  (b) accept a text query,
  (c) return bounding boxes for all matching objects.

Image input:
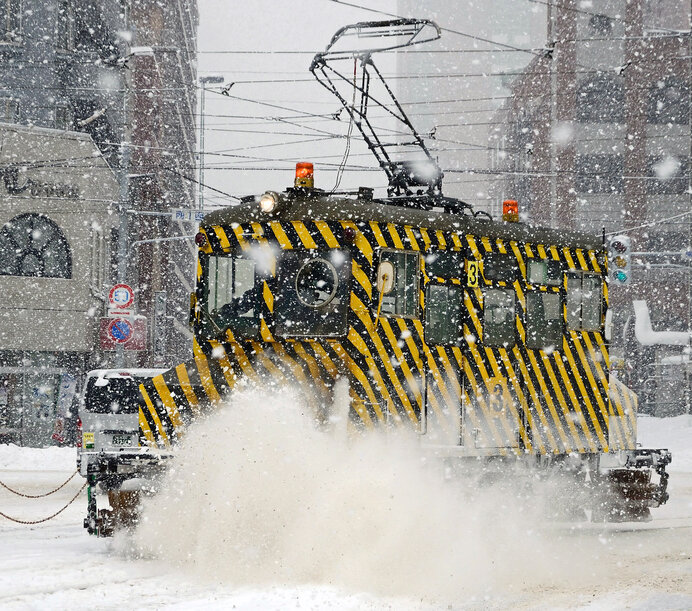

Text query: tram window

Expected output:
[483,289,515,347]
[425,285,463,345]
[566,274,602,331]
[424,250,463,278]
[378,251,419,317]
[207,256,257,335]
[527,259,562,286]
[526,292,562,350]
[484,253,518,282]
[276,249,350,337]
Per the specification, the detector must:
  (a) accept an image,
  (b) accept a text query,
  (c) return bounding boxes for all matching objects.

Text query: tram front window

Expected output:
[207,255,257,335]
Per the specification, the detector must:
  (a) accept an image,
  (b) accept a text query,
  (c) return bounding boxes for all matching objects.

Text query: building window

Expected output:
[647,155,688,195]
[589,14,613,34]
[576,75,624,123]
[647,78,689,124]
[566,274,602,331]
[377,250,419,318]
[0,214,72,278]
[425,284,463,345]
[56,0,74,52]
[1,0,21,41]
[0,97,19,122]
[576,154,624,194]
[483,289,515,347]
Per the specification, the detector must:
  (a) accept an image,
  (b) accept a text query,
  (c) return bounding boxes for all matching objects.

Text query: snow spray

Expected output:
[132,382,596,604]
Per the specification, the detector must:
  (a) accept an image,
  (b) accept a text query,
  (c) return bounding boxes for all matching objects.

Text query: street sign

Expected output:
[107,308,134,317]
[171,208,205,222]
[100,317,146,351]
[108,283,134,309]
[107,318,133,343]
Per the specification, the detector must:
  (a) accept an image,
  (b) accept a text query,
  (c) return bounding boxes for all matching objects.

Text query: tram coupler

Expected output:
[595,447,672,522]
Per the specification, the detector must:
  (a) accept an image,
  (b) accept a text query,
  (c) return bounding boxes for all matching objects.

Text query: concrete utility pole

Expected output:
[115,44,155,368]
[198,76,224,210]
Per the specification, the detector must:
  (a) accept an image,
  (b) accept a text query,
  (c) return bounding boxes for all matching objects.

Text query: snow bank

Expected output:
[637,414,692,473]
[0,444,76,472]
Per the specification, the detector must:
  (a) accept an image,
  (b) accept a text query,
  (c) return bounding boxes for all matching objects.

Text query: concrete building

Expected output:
[396,1,546,214]
[0,123,118,446]
[489,0,691,413]
[0,1,199,444]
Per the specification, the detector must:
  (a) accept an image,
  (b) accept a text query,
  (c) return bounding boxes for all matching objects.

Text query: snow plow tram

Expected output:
[82,19,671,536]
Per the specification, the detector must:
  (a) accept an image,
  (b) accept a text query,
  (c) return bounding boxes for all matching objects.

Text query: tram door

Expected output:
[462,252,525,450]
[421,251,465,446]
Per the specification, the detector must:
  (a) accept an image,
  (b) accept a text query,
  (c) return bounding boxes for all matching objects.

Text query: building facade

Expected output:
[0,0,199,443]
[489,0,691,412]
[0,124,118,446]
[396,0,546,214]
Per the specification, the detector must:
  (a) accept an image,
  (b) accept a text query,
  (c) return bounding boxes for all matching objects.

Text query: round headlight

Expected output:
[259,191,279,213]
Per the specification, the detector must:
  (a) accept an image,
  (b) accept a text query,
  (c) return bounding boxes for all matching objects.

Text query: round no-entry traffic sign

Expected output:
[109,284,134,309]
[107,318,133,343]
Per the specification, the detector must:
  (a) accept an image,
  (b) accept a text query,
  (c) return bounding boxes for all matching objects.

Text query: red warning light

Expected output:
[295,162,314,189]
[502,199,519,222]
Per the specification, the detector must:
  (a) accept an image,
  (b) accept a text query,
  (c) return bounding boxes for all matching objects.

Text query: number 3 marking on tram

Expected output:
[467,261,479,287]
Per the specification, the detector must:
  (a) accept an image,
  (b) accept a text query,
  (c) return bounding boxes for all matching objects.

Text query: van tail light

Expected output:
[76,417,82,448]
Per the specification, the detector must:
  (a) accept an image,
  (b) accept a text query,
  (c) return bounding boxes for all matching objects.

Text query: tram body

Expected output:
[138,188,637,460]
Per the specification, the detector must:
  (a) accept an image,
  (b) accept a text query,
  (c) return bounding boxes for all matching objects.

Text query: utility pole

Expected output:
[115,44,155,368]
[198,76,224,210]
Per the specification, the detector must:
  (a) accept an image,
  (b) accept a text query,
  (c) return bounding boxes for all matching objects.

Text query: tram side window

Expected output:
[566,274,602,331]
[207,256,257,335]
[425,285,463,345]
[484,253,519,282]
[378,251,419,317]
[484,289,516,347]
[527,259,562,286]
[526,292,562,350]
[424,250,463,279]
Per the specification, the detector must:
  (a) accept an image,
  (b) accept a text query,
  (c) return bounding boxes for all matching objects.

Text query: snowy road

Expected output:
[1,416,691,610]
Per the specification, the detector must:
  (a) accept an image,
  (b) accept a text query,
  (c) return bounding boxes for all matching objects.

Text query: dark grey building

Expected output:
[0,0,199,445]
[0,0,199,367]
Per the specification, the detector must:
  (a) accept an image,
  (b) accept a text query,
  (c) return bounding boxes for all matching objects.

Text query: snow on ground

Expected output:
[0,406,690,610]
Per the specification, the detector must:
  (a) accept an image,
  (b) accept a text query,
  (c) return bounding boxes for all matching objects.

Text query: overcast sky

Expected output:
[196,1,399,205]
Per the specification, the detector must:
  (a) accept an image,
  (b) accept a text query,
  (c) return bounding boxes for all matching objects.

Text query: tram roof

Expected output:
[202,191,603,252]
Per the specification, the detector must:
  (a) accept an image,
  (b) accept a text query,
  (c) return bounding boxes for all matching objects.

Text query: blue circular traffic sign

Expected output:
[108,318,133,343]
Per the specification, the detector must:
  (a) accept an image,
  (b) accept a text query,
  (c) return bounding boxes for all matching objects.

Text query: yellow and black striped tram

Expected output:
[141,171,637,464]
[79,166,670,537]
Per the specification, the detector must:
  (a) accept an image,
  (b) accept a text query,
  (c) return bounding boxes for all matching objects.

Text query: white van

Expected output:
[77,368,167,479]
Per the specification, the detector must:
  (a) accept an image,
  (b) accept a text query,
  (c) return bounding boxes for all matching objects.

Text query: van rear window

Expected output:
[83,377,142,414]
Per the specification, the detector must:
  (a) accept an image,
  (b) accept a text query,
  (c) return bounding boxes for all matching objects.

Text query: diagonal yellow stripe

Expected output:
[263,281,274,313]
[176,363,200,416]
[232,225,249,251]
[387,223,405,249]
[292,221,318,249]
[561,337,608,449]
[209,339,242,388]
[140,385,170,447]
[212,226,231,251]
[315,220,340,248]
[193,338,221,403]
[270,221,293,249]
[152,375,185,433]
[138,406,156,446]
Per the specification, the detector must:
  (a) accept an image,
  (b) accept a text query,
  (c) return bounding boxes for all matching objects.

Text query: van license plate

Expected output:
[112,434,133,447]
